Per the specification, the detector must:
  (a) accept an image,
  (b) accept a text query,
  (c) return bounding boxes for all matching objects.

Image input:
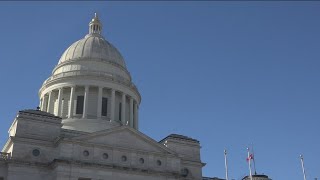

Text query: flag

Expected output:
[246,154,254,161]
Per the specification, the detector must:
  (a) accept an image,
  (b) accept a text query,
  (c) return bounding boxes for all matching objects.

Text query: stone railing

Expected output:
[0,152,10,160]
[42,70,139,93]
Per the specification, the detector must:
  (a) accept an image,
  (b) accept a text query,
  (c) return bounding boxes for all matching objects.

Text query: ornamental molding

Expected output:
[54,57,131,78]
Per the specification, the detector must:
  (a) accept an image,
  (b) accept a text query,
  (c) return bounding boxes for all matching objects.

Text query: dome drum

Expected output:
[39,85,139,132]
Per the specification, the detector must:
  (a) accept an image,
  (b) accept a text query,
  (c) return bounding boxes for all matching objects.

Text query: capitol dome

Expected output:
[58,34,126,68]
[39,13,140,133]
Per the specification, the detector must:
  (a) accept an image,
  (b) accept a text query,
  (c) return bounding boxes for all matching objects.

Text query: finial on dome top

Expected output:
[89,12,102,35]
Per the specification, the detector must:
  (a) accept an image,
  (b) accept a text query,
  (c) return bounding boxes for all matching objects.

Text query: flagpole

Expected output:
[251,144,257,175]
[247,148,253,180]
[300,155,307,180]
[224,149,229,180]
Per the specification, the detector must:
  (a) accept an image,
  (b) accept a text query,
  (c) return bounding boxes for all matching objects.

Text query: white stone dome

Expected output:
[58,34,126,68]
[39,13,141,133]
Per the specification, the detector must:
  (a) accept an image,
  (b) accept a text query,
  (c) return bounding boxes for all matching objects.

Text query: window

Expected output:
[101,97,108,116]
[76,96,84,114]
[157,160,162,166]
[181,168,189,177]
[83,150,89,157]
[119,103,122,121]
[102,153,108,159]
[139,158,144,164]
[78,178,91,180]
[121,155,127,162]
[32,149,40,157]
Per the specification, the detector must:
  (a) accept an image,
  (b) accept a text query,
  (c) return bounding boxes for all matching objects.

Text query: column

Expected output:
[97,87,103,119]
[61,99,64,117]
[82,86,89,118]
[134,102,138,130]
[42,95,48,111]
[57,88,63,117]
[40,96,45,111]
[129,98,133,127]
[121,93,126,125]
[39,98,42,110]
[110,89,115,121]
[47,91,52,113]
[68,86,75,118]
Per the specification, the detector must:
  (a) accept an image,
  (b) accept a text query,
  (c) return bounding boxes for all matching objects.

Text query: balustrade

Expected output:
[0,152,10,160]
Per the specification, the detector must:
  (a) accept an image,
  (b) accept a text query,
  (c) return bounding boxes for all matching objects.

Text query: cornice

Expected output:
[53,57,131,79]
[39,71,141,102]
[49,158,182,178]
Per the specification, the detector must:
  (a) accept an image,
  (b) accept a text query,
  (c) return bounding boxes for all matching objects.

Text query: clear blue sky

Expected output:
[0,1,319,180]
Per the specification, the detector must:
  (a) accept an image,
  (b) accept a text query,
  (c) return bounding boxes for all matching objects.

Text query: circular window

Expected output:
[103,153,109,159]
[157,160,162,166]
[83,150,89,157]
[139,158,145,164]
[121,155,127,162]
[181,168,189,177]
[32,149,40,157]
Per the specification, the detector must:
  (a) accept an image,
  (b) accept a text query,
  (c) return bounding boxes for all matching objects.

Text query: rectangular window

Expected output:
[119,103,122,121]
[101,97,108,116]
[76,96,84,114]
[78,178,91,180]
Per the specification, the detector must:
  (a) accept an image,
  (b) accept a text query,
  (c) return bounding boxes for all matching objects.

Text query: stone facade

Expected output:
[0,110,205,180]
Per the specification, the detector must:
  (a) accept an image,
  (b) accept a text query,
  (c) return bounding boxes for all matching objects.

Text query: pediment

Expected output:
[69,126,175,154]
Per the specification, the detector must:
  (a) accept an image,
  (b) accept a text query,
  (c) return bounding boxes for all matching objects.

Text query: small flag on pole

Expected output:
[246,154,254,162]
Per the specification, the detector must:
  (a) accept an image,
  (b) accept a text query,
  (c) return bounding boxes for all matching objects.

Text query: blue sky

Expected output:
[0,1,319,179]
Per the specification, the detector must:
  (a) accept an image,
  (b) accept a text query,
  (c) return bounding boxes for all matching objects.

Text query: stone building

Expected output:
[0,14,219,180]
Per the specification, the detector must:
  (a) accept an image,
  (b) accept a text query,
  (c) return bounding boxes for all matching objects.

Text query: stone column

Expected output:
[47,91,52,113]
[82,86,89,118]
[110,89,115,121]
[134,102,138,130]
[39,98,42,110]
[97,87,103,119]
[40,96,46,111]
[121,93,126,125]
[129,98,133,127]
[68,86,75,118]
[57,88,63,117]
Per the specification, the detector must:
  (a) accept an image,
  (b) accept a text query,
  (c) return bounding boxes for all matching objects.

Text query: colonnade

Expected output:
[40,86,139,129]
